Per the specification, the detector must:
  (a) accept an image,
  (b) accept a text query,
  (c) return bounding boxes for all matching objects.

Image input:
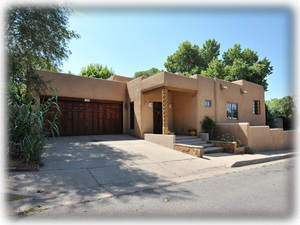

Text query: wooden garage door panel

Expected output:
[43,97,122,136]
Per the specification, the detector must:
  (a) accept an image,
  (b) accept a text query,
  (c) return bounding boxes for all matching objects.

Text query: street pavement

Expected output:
[13,158,295,220]
[5,135,296,218]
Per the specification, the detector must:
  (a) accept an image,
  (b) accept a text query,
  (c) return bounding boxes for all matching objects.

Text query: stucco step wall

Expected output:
[175,136,202,141]
[175,139,207,144]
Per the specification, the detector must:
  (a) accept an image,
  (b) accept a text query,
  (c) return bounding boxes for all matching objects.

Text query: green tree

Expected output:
[164,41,202,75]
[200,39,221,70]
[266,96,296,130]
[6,6,80,94]
[203,43,272,90]
[134,67,163,78]
[79,63,114,79]
[201,57,229,80]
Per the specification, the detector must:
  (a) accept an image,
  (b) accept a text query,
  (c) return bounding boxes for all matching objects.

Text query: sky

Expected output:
[60,7,293,101]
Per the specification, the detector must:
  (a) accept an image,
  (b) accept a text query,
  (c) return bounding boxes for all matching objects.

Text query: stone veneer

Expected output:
[173,144,204,158]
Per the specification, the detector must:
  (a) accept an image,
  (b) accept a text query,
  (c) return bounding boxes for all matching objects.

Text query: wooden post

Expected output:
[162,87,168,134]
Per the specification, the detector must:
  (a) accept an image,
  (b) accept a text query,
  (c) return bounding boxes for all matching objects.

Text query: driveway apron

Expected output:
[7,134,205,212]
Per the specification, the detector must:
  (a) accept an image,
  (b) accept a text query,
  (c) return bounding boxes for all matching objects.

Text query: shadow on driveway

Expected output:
[7,135,195,214]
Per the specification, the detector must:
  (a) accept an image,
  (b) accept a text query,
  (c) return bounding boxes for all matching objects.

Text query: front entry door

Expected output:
[153,102,162,134]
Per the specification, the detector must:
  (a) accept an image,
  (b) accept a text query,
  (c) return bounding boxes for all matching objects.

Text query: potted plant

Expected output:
[201,116,216,138]
[188,129,197,136]
[168,130,175,135]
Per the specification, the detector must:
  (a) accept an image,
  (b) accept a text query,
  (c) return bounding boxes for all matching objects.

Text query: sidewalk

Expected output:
[6,136,295,215]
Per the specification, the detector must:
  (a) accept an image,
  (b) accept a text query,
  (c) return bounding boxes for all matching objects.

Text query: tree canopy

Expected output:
[164,40,272,90]
[6,6,80,94]
[164,41,202,75]
[265,96,296,130]
[134,67,163,78]
[79,63,114,79]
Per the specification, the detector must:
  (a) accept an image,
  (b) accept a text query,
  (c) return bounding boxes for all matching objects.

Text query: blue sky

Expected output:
[61,8,293,101]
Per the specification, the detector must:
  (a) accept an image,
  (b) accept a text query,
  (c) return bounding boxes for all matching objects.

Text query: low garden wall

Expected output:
[215,123,295,152]
[144,133,175,149]
[208,140,244,154]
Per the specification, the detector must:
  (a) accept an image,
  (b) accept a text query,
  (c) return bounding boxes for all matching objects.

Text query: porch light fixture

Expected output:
[148,102,152,108]
[169,103,172,109]
[220,84,228,90]
[240,89,247,94]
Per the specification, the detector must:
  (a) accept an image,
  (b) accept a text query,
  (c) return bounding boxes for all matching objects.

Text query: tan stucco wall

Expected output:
[107,75,134,83]
[35,70,128,133]
[141,89,174,135]
[126,77,143,138]
[36,70,267,139]
[196,75,216,133]
[215,123,250,146]
[248,126,294,151]
[36,70,127,101]
[131,72,266,137]
[144,133,175,149]
[216,122,295,152]
[172,91,197,135]
[214,78,265,126]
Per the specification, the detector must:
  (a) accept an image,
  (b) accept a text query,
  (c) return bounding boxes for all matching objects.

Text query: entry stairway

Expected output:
[174,135,224,154]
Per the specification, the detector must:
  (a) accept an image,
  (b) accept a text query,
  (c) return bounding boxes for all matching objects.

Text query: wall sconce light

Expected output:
[220,84,228,90]
[240,89,247,94]
[169,103,172,109]
[148,102,152,108]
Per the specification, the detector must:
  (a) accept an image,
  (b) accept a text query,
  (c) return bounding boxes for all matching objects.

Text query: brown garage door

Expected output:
[42,96,123,136]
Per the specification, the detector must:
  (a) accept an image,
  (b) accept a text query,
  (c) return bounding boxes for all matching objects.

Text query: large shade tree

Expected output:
[134,67,163,78]
[266,96,296,130]
[164,41,202,75]
[204,44,273,90]
[164,40,272,90]
[6,6,80,94]
[79,63,114,79]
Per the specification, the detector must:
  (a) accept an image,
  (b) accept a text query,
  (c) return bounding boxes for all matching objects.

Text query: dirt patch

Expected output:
[9,160,41,172]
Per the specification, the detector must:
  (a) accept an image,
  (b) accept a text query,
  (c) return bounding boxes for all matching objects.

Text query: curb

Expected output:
[228,152,295,167]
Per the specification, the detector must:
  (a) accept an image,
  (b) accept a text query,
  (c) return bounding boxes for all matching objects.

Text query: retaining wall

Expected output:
[215,123,295,152]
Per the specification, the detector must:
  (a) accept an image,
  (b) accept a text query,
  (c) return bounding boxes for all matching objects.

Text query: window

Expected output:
[205,100,211,107]
[253,100,260,115]
[227,103,238,120]
[130,102,134,129]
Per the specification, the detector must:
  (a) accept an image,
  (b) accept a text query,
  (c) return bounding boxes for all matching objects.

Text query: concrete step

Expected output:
[175,139,207,144]
[204,147,224,154]
[175,135,201,141]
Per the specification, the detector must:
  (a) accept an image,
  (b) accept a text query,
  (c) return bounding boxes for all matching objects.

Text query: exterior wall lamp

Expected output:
[148,102,152,108]
[240,89,248,94]
[220,84,228,90]
[169,103,172,109]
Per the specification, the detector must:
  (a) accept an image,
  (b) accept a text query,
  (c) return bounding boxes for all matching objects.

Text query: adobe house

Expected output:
[35,70,293,152]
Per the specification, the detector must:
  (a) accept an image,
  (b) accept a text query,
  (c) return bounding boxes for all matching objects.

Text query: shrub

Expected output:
[244,146,254,154]
[216,133,242,147]
[201,116,216,137]
[8,82,60,164]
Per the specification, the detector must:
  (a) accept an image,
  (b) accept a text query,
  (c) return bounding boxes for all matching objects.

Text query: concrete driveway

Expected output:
[7,134,294,214]
[7,134,212,213]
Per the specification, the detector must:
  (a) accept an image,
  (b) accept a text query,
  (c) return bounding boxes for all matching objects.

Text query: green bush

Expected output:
[216,133,242,147]
[201,116,216,137]
[244,146,254,154]
[8,82,60,164]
